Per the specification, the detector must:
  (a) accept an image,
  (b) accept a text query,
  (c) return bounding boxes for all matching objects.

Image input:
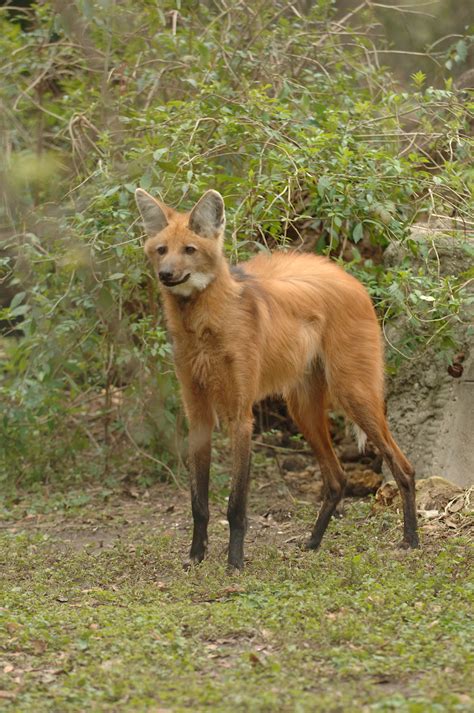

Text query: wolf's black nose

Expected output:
[159,270,174,283]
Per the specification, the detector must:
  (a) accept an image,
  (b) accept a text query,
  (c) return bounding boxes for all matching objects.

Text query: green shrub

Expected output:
[0,1,472,483]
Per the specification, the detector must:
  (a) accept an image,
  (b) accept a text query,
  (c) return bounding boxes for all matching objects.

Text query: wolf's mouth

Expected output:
[162,273,191,287]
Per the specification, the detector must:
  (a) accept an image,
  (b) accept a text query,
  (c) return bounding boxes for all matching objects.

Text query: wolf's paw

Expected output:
[183,550,206,571]
[226,562,243,575]
[303,538,321,552]
[397,536,420,550]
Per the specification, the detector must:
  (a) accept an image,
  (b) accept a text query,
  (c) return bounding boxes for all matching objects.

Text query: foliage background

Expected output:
[0,0,472,485]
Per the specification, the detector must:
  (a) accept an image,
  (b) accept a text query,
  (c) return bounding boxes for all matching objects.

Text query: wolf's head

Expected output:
[135,189,225,297]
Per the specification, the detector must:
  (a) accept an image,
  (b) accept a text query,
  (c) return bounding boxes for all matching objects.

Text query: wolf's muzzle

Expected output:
[159,271,191,287]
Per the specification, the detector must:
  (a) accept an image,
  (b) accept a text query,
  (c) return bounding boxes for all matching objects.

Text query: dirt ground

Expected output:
[2,427,472,562]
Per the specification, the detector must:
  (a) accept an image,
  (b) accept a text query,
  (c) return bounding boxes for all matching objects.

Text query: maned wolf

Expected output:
[135,188,419,569]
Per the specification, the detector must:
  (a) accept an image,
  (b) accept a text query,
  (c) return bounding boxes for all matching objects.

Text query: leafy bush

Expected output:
[0,1,472,484]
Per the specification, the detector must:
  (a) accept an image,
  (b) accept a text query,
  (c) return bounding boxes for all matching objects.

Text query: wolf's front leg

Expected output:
[227,416,253,570]
[188,417,213,565]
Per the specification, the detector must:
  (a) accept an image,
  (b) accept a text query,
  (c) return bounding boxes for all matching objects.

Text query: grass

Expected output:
[0,475,473,712]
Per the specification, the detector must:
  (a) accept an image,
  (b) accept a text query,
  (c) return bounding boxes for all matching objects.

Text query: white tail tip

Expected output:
[353,424,367,453]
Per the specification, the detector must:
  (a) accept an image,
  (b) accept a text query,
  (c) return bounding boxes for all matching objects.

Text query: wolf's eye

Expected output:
[156,245,167,256]
[184,245,197,255]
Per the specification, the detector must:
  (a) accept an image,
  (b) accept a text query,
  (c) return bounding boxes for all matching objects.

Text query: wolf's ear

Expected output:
[189,190,225,239]
[135,188,169,236]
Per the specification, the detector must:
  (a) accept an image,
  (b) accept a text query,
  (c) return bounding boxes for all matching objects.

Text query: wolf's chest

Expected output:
[174,328,229,390]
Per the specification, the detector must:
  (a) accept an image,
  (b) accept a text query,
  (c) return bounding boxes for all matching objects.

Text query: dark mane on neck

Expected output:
[230,264,253,282]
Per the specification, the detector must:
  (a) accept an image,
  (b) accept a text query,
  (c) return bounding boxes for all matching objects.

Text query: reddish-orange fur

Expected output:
[136,188,419,569]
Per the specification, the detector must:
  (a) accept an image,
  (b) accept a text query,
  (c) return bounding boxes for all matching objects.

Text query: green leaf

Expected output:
[411,71,426,88]
[153,148,168,161]
[317,176,331,198]
[10,291,26,310]
[352,223,363,243]
[104,186,120,198]
[10,304,30,317]
[455,40,467,64]
[139,173,152,190]
[461,243,474,258]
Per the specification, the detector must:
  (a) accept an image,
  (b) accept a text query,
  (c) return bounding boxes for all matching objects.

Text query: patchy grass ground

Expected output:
[0,458,473,712]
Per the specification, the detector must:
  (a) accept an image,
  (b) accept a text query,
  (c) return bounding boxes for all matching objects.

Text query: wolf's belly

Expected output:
[256,322,322,400]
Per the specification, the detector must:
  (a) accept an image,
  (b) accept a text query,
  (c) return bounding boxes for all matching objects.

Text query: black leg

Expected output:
[188,423,212,565]
[227,418,253,570]
[347,405,419,550]
[307,479,345,550]
[286,381,346,553]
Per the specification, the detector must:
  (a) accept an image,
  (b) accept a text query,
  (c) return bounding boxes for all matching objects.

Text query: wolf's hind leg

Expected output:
[343,395,419,549]
[286,371,347,550]
[227,415,253,570]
